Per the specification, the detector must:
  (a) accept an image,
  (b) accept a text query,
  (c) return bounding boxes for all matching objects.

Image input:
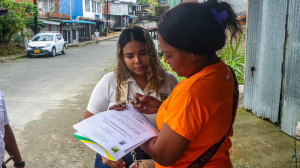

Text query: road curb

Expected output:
[66,35,119,48]
[0,35,119,63]
[0,53,27,63]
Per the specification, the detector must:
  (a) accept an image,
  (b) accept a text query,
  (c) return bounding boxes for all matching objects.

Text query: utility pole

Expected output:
[106,0,108,37]
[70,0,72,20]
[33,0,38,35]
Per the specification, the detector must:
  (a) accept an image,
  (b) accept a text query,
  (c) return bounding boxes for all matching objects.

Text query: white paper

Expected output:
[73,105,158,161]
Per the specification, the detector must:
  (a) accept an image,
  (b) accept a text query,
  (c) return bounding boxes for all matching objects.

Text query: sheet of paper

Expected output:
[73,105,158,160]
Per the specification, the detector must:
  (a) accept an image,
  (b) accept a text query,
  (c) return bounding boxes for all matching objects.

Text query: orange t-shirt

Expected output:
[156,61,235,168]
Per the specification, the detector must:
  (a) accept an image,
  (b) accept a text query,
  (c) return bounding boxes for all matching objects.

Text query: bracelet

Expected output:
[14,161,25,167]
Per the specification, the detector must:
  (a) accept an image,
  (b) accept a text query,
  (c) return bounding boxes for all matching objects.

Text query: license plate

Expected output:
[34,50,40,53]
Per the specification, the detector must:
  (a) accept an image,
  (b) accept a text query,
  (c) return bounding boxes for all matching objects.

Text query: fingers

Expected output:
[116,158,126,168]
[102,156,125,168]
[109,102,127,111]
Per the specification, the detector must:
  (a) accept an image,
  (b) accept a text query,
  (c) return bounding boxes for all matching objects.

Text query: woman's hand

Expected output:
[131,93,163,114]
[101,156,125,168]
[109,102,127,111]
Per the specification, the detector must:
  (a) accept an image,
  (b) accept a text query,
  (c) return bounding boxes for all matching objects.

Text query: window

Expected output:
[50,0,55,12]
[92,1,96,13]
[97,2,101,13]
[41,0,54,14]
[85,0,90,12]
[32,35,54,41]
[56,34,62,40]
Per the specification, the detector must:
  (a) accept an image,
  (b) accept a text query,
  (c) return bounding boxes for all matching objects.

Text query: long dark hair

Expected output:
[115,26,165,102]
[158,0,242,57]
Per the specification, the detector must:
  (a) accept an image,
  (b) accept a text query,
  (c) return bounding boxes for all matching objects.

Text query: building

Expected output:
[37,0,69,33]
[103,1,141,30]
[0,7,8,15]
[59,0,98,43]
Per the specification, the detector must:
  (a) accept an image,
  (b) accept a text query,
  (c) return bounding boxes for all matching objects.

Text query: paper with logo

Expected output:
[73,105,158,161]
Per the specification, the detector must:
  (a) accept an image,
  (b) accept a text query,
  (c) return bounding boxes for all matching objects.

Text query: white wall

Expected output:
[110,3,129,15]
[82,0,102,19]
[198,0,247,15]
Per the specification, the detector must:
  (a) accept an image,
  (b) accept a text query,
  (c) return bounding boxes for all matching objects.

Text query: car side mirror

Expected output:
[55,39,59,42]
[29,40,32,43]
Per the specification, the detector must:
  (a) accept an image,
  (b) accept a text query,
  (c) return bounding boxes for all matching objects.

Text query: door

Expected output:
[63,30,68,43]
[72,29,76,43]
[68,30,71,43]
[54,34,60,51]
[58,34,64,50]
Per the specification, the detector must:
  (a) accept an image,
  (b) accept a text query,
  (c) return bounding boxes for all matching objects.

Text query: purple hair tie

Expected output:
[211,8,229,31]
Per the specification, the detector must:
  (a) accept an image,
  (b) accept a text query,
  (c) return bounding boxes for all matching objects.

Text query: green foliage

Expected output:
[136,0,149,5]
[161,56,186,82]
[0,0,39,44]
[25,17,46,31]
[160,33,245,84]
[220,33,245,84]
[14,35,24,43]
[0,43,25,56]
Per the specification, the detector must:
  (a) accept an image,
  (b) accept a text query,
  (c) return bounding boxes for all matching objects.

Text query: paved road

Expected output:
[0,38,117,136]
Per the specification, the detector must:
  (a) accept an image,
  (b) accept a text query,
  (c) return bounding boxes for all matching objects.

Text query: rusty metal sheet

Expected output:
[244,0,287,122]
[281,0,300,136]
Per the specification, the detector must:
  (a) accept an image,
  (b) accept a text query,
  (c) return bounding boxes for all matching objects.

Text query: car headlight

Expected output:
[27,44,32,48]
[44,44,51,48]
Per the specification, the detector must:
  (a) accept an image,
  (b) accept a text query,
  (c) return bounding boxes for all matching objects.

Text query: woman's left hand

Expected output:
[109,102,127,111]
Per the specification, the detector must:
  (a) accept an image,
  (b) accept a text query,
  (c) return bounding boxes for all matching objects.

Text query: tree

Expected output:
[137,0,149,5]
[25,17,46,31]
[0,0,38,44]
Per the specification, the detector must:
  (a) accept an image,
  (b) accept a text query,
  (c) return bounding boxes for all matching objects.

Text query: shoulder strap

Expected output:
[187,65,239,168]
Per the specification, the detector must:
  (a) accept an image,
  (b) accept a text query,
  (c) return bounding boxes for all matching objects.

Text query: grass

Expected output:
[103,59,115,73]
[220,33,245,84]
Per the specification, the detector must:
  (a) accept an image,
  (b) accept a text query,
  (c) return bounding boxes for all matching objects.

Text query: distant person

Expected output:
[142,20,145,27]
[94,29,100,44]
[131,0,240,167]
[0,91,25,168]
[83,26,178,168]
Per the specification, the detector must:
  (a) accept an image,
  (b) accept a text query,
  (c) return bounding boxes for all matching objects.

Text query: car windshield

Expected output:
[32,35,54,41]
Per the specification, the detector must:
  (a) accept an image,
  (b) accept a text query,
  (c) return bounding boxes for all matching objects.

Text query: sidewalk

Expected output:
[66,35,119,48]
[231,107,299,167]
[0,35,119,63]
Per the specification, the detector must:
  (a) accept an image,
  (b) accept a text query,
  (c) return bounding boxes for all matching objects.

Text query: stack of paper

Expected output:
[73,105,158,161]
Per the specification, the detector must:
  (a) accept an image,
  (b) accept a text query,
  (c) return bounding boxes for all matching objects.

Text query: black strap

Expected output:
[187,65,239,168]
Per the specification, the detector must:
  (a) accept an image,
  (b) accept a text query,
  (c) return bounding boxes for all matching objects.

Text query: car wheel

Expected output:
[62,45,66,54]
[52,47,56,57]
[27,54,32,58]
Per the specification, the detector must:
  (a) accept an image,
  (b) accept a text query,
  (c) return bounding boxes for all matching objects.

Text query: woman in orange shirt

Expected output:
[131,0,241,167]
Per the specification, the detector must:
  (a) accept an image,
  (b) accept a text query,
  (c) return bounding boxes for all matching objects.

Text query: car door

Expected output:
[59,34,64,49]
[54,34,60,51]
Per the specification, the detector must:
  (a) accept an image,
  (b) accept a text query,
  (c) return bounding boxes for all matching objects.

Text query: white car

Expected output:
[27,32,66,57]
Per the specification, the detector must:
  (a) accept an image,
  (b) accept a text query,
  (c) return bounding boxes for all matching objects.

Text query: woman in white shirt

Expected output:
[83,26,178,168]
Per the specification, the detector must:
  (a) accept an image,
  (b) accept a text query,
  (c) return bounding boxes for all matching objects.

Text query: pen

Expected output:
[136,89,154,105]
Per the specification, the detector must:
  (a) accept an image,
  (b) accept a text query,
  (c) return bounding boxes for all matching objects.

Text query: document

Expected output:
[73,105,158,161]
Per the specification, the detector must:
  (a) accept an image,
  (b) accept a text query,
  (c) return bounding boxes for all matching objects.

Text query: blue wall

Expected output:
[60,0,83,20]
